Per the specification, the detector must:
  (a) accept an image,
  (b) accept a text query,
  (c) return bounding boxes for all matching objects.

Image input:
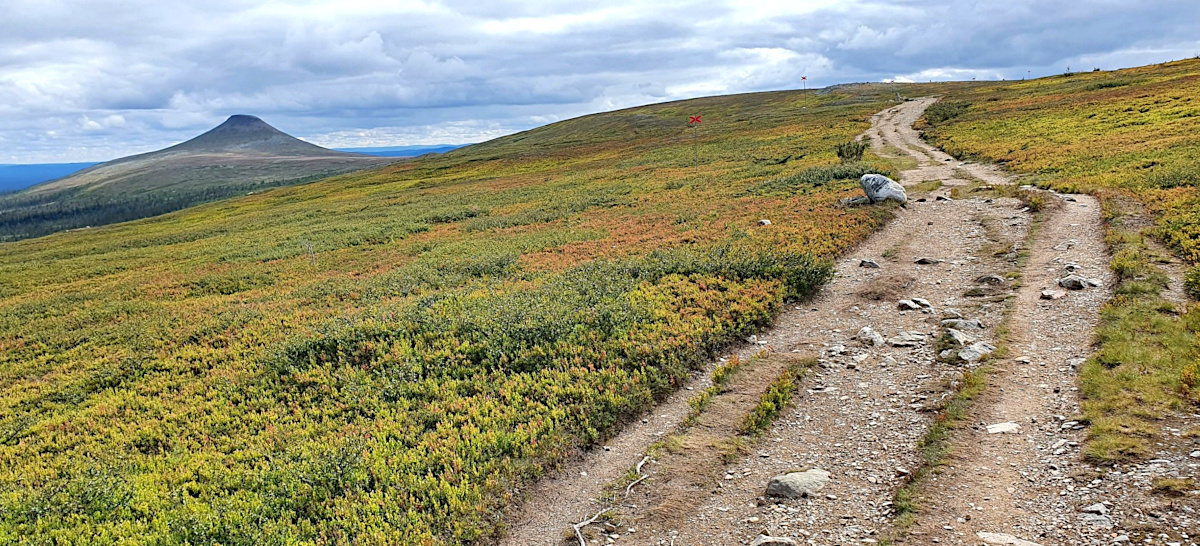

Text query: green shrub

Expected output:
[744,161,889,197]
[923,101,969,124]
[834,140,868,163]
[1185,266,1200,300]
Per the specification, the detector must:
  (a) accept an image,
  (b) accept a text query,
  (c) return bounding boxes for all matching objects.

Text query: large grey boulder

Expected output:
[860,174,908,205]
[765,468,830,498]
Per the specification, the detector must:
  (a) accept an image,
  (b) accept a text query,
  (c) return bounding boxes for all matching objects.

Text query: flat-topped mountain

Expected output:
[0,115,396,241]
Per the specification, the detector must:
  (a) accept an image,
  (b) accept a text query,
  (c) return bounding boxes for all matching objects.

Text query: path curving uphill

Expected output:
[500,98,1112,546]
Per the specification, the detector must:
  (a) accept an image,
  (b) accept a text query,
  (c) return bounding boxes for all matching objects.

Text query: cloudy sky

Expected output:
[2,0,1198,163]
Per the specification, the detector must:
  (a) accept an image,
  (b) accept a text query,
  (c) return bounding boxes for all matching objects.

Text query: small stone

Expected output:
[945,328,975,347]
[757,219,772,226]
[1080,513,1113,527]
[976,275,1006,285]
[860,259,881,268]
[959,342,996,362]
[1058,275,1100,290]
[976,532,1044,546]
[898,299,921,311]
[911,297,932,308]
[887,331,926,347]
[941,318,984,330]
[895,467,910,476]
[936,195,952,201]
[856,327,884,347]
[1040,289,1067,300]
[1080,503,1108,515]
[750,535,799,546]
[765,468,831,499]
[986,422,1021,434]
[1190,450,1200,458]
[915,257,941,265]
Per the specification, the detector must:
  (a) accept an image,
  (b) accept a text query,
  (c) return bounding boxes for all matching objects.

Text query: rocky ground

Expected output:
[499,99,1199,546]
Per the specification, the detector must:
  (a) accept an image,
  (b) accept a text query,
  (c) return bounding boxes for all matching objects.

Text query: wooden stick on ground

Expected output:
[572,508,614,546]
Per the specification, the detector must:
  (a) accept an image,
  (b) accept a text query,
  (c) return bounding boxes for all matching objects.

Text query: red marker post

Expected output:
[688,115,702,168]
[801,75,807,90]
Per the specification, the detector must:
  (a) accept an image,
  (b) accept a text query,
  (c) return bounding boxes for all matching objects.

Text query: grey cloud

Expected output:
[1,0,1196,163]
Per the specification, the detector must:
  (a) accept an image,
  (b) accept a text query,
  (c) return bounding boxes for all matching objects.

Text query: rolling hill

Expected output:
[0,115,395,241]
[0,84,922,543]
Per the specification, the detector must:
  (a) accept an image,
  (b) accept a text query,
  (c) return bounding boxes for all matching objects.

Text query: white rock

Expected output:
[888,331,926,347]
[986,422,1021,434]
[750,535,799,546]
[976,532,1044,546]
[911,297,932,308]
[1059,275,1100,290]
[941,318,984,330]
[898,299,921,310]
[945,328,975,347]
[1040,289,1067,300]
[765,468,830,499]
[758,219,772,226]
[856,326,885,347]
[959,342,996,362]
[859,174,907,205]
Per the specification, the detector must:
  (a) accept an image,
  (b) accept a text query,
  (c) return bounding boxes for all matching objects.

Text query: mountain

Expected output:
[0,115,395,241]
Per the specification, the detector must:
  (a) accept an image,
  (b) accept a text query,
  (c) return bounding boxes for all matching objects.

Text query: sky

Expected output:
[2,0,1199,164]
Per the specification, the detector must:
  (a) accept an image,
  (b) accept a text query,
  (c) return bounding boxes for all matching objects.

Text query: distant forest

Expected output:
[0,172,337,242]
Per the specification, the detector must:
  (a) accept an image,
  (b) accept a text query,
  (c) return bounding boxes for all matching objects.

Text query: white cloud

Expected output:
[0,0,1198,163]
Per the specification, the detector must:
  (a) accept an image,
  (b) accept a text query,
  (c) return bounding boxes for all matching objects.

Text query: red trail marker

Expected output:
[689,115,702,125]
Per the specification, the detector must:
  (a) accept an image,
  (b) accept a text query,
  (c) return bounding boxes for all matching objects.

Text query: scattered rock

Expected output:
[757,219,772,226]
[911,297,932,308]
[1058,275,1100,290]
[1063,196,1077,202]
[898,299,921,311]
[1040,289,1067,300]
[1053,240,1078,251]
[859,174,908,205]
[1080,513,1113,527]
[941,318,984,330]
[976,532,1044,546]
[859,259,881,269]
[976,274,1006,285]
[1080,503,1109,515]
[959,342,996,362]
[986,422,1021,434]
[887,331,926,347]
[1190,450,1200,458]
[915,257,941,265]
[856,327,884,347]
[945,328,975,347]
[936,195,952,201]
[750,535,799,546]
[765,468,831,499]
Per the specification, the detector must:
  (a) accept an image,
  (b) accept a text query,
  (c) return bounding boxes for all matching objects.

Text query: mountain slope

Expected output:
[0,115,394,241]
[0,84,928,543]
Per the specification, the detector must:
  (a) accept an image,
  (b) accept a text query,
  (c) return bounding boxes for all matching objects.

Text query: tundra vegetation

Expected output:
[923,58,1200,462]
[0,88,905,543]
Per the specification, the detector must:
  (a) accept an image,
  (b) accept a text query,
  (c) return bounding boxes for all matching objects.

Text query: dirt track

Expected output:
[500,99,1115,546]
